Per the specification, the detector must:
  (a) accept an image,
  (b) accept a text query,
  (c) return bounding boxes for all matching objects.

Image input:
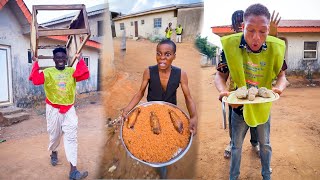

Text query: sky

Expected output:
[24,0,319,47]
[202,0,320,47]
[24,0,202,23]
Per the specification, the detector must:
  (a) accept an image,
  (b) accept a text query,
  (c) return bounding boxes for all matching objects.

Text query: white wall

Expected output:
[279,33,320,73]
[114,10,177,39]
[0,5,100,107]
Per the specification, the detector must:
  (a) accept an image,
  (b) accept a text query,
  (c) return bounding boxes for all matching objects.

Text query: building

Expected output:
[0,0,101,107]
[113,2,204,42]
[211,20,320,75]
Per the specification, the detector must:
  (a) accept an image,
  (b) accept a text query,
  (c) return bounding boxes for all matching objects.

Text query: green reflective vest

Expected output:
[43,67,76,105]
[176,27,183,34]
[221,33,285,127]
[165,28,173,38]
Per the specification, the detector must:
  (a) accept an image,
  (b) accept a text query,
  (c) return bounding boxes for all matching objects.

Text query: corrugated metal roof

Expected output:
[113,2,204,21]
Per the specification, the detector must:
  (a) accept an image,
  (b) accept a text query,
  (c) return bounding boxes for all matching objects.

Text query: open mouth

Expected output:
[159,63,166,67]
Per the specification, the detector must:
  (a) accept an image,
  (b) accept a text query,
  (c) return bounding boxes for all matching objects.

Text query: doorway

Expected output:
[134,21,138,37]
[0,45,13,105]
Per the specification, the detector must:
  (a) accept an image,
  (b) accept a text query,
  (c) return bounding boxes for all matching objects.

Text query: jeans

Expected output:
[229,110,272,180]
[228,106,258,146]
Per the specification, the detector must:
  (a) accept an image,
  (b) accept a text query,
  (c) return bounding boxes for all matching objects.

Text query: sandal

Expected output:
[50,151,58,166]
[69,170,88,180]
[224,144,231,159]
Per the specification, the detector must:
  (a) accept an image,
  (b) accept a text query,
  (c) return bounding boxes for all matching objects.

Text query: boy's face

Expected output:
[156,44,176,70]
[243,15,269,52]
[53,52,67,70]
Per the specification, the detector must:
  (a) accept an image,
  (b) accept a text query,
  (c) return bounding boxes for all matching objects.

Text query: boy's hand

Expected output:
[189,116,197,136]
[272,87,283,95]
[121,108,129,120]
[32,56,38,62]
[219,90,242,108]
[218,91,229,102]
[269,10,281,37]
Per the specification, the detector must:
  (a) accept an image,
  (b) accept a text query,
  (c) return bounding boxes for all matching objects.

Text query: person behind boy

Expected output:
[121,39,198,179]
[214,4,287,180]
[175,24,183,43]
[29,48,89,180]
[165,23,173,40]
[221,9,281,159]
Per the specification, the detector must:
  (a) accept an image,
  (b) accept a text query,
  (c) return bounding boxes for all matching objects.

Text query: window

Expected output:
[131,21,133,26]
[154,18,162,28]
[120,23,125,30]
[97,21,104,37]
[83,57,89,67]
[174,10,178,17]
[304,41,318,60]
[28,50,32,63]
[141,20,144,25]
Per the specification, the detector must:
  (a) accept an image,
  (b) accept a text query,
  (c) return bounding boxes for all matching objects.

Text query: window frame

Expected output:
[120,23,125,30]
[153,18,162,28]
[141,19,145,25]
[303,41,318,60]
[83,56,90,68]
[97,20,104,37]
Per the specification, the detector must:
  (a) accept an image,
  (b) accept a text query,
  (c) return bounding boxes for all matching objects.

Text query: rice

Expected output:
[122,104,191,163]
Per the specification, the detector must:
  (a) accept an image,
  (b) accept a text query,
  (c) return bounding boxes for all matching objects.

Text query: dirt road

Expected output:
[1,38,319,180]
[100,38,320,179]
[0,93,105,179]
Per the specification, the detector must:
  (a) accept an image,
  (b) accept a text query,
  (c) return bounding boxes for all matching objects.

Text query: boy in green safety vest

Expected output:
[29,48,89,180]
[214,4,287,180]
[221,9,282,159]
[165,22,173,40]
[175,24,183,43]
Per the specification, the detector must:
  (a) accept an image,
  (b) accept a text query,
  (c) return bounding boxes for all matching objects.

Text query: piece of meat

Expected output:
[248,87,258,101]
[235,86,248,99]
[127,108,141,129]
[150,111,161,134]
[258,87,272,98]
[168,109,183,133]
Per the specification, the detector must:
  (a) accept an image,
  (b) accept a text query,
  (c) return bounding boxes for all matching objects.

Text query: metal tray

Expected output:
[120,101,193,167]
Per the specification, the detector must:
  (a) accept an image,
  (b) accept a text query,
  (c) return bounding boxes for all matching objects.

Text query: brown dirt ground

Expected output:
[99,38,320,179]
[0,92,106,179]
[1,38,319,180]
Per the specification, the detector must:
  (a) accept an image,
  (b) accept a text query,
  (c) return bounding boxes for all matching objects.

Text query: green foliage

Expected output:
[149,35,167,43]
[195,35,217,59]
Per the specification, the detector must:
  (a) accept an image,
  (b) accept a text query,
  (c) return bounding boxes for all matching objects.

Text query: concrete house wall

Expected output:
[177,6,203,41]
[279,33,320,73]
[114,10,177,39]
[0,3,100,107]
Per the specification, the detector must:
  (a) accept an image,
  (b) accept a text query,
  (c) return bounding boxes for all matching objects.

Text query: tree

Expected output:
[195,35,217,59]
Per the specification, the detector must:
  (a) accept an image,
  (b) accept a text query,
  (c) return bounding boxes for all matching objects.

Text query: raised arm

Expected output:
[180,70,198,135]
[73,53,90,82]
[121,68,150,118]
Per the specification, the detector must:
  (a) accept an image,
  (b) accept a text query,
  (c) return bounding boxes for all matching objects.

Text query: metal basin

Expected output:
[120,101,193,167]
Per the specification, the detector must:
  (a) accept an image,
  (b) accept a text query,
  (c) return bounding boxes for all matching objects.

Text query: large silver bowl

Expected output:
[120,101,193,167]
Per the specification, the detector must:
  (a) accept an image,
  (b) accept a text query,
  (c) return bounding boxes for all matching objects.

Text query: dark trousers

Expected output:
[228,105,258,146]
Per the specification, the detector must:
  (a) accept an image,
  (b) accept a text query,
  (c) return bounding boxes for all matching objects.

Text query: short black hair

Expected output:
[231,10,244,32]
[244,3,270,21]
[157,39,176,53]
[53,47,67,56]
